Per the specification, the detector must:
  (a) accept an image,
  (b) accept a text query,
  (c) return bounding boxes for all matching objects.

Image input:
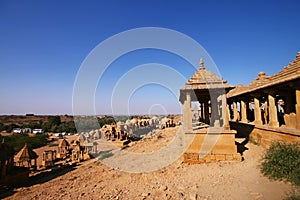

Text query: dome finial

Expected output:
[199,58,205,70]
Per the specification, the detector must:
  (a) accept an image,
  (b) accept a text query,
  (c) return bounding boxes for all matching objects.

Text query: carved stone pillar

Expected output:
[254,98,262,125]
[204,101,210,124]
[182,96,187,129]
[296,89,300,130]
[201,102,204,122]
[221,94,230,129]
[211,93,220,127]
[233,102,238,121]
[268,94,279,127]
[183,92,193,130]
[241,100,248,123]
[263,101,269,124]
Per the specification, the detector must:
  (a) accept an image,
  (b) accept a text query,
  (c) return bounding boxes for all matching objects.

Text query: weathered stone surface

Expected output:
[227,52,300,148]
[284,113,296,128]
[250,126,300,148]
[184,128,240,163]
[225,154,234,161]
[215,154,226,161]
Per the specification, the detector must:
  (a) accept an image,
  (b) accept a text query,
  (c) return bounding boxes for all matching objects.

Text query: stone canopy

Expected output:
[15,144,38,162]
[179,59,234,103]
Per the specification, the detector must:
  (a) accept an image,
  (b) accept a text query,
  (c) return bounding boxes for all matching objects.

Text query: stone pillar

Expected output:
[201,102,204,122]
[233,102,238,121]
[221,94,230,129]
[263,101,269,124]
[254,98,262,125]
[204,101,210,124]
[296,89,300,130]
[182,96,187,129]
[268,94,279,127]
[211,94,220,127]
[183,92,193,131]
[241,100,248,123]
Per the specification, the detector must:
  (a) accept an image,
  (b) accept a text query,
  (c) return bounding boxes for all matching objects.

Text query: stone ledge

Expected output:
[255,124,300,137]
[183,152,242,164]
[185,127,237,135]
[230,120,300,137]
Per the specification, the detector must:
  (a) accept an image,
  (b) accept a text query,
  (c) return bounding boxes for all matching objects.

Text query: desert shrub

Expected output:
[157,135,163,139]
[283,189,300,200]
[261,142,300,186]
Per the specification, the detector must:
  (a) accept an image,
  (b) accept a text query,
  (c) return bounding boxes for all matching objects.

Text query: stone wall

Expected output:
[249,125,300,148]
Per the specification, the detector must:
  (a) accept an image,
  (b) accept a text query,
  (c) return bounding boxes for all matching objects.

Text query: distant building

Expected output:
[32,129,44,134]
[12,128,22,134]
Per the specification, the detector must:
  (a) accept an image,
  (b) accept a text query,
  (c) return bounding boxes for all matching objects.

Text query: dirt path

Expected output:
[5,127,293,200]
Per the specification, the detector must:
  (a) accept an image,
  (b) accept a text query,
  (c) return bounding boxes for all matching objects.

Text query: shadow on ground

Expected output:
[235,138,249,158]
[0,164,78,199]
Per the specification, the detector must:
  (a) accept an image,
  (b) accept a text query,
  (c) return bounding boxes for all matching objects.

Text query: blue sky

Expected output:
[0,0,300,115]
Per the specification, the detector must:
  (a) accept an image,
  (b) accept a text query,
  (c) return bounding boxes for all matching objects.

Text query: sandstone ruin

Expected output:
[227,52,300,147]
[180,59,241,163]
[180,53,300,163]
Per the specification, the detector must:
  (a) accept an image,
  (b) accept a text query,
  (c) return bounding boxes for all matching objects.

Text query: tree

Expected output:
[5,124,19,132]
[48,116,61,126]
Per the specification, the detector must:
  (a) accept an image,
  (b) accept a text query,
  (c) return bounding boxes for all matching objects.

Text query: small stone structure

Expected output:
[0,140,30,187]
[14,144,38,170]
[84,141,98,154]
[71,140,90,163]
[102,124,129,141]
[227,52,300,147]
[42,150,56,168]
[57,138,70,159]
[180,59,241,163]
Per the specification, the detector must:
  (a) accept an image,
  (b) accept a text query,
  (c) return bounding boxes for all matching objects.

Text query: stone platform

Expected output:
[111,140,130,148]
[184,128,242,164]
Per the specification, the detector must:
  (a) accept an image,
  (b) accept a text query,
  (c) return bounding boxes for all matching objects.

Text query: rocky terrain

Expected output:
[4,127,293,200]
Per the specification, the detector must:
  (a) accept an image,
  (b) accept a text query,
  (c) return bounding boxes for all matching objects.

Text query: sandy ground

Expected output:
[4,127,294,200]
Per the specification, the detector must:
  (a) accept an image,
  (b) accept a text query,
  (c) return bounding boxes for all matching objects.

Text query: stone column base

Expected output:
[183,128,242,164]
[269,121,279,127]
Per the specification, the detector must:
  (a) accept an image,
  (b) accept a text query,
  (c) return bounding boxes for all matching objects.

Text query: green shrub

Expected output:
[261,142,300,186]
[0,134,49,152]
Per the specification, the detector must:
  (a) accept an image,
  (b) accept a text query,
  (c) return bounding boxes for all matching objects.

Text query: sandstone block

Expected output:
[225,154,234,161]
[215,154,226,161]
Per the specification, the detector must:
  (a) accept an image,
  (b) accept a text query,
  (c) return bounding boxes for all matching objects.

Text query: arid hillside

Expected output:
[3,126,293,200]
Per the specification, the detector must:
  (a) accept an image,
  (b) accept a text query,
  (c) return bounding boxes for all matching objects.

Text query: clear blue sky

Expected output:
[0,0,299,115]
